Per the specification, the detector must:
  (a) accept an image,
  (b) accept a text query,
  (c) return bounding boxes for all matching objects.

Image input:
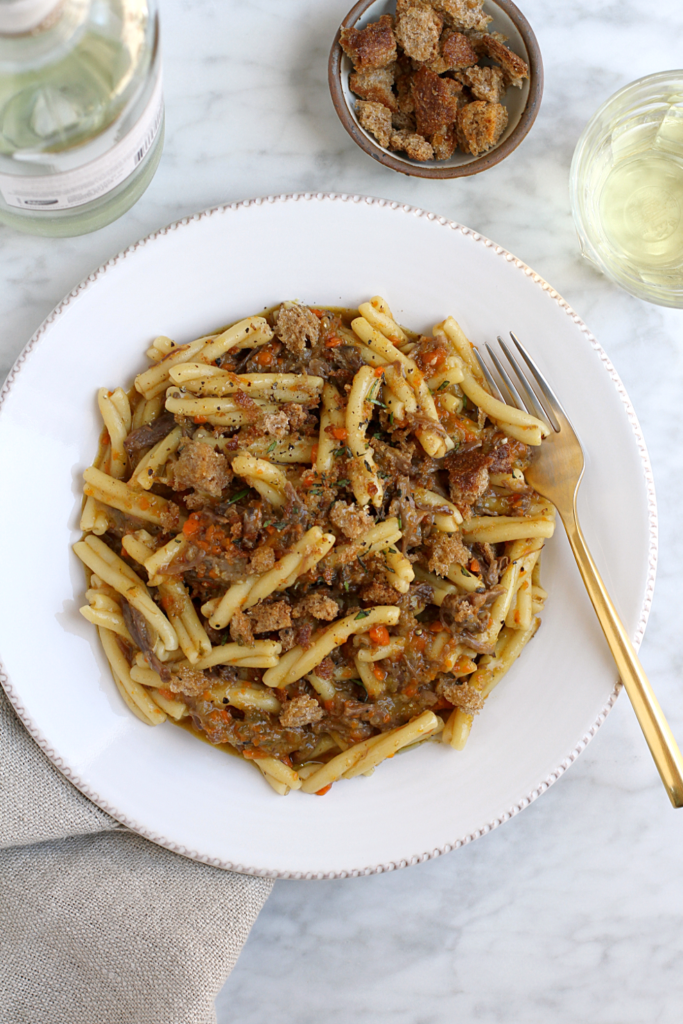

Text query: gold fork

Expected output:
[475,334,683,808]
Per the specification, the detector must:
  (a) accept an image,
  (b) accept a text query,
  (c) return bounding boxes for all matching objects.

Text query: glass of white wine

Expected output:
[570,71,683,308]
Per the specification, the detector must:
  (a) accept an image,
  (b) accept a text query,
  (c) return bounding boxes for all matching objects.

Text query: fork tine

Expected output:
[473,350,504,402]
[509,332,562,432]
[496,336,553,429]
[485,343,526,410]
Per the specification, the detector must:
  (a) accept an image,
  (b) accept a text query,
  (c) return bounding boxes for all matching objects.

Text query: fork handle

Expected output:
[562,512,683,808]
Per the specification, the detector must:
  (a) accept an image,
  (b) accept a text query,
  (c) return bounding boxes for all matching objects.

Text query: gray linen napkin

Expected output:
[0,686,273,1024]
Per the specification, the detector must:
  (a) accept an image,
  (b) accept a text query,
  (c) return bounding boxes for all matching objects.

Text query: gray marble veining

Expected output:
[2,1,683,1021]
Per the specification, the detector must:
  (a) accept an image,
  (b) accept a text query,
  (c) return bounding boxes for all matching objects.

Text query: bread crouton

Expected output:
[170,439,230,497]
[260,410,289,438]
[428,532,471,577]
[275,303,320,355]
[430,123,458,160]
[230,609,255,647]
[444,445,493,503]
[481,34,529,88]
[293,592,339,621]
[356,99,393,148]
[389,129,434,161]
[392,110,417,132]
[329,499,373,540]
[457,100,508,156]
[458,65,506,103]
[349,66,397,111]
[247,600,292,634]
[432,0,491,33]
[169,665,210,698]
[340,14,397,70]
[411,67,460,135]
[440,29,479,70]
[247,544,275,574]
[437,676,485,714]
[279,694,324,728]
[395,5,442,62]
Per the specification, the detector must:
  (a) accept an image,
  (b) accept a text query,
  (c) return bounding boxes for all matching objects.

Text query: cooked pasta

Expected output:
[74,298,554,796]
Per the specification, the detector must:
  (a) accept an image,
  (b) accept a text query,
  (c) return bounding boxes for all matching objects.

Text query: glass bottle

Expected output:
[0,0,164,236]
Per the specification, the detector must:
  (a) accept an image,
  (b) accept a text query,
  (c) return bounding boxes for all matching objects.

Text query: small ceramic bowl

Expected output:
[329,0,543,178]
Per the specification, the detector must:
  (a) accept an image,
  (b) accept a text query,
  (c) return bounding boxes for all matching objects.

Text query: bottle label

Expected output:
[0,72,163,211]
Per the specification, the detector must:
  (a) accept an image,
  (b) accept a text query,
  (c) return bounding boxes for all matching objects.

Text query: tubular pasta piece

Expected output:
[97,388,130,480]
[194,641,281,670]
[256,763,290,796]
[358,299,408,344]
[264,607,400,687]
[460,371,549,444]
[74,536,178,651]
[199,317,274,362]
[300,733,388,793]
[316,382,346,473]
[135,339,208,399]
[132,426,183,490]
[460,516,555,545]
[442,707,474,749]
[83,466,173,526]
[355,656,385,698]
[343,711,441,779]
[98,627,166,725]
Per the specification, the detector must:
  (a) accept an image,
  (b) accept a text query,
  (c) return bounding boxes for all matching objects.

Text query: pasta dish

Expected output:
[74,297,554,796]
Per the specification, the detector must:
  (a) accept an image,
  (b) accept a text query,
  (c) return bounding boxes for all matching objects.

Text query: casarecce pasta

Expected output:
[74,297,554,795]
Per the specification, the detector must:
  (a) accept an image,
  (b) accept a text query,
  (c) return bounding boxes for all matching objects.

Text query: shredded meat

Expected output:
[124,413,176,456]
[120,599,170,682]
[279,694,325,728]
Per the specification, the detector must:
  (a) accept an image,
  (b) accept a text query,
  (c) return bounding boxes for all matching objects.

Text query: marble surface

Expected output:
[2,0,683,1020]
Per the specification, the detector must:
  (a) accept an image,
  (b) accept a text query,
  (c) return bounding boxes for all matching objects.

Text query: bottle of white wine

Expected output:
[0,0,163,236]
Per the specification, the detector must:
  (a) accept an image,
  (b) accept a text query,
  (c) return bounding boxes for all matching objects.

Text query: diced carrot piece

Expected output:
[316,784,333,795]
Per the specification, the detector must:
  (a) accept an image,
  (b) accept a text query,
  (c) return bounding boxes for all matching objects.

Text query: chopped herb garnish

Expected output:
[226,488,249,505]
[437,380,450,392]
[461,567,472,577]
[397,516,402,529]
[368,398,386,408]
[355,610,370,620]
[357,555,366,570]
[389,412,394,426]
[336,478,350,487]
[266,441,277,453]
[343,581,350,591]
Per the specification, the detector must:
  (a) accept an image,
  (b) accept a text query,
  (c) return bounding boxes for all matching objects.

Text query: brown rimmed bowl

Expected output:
[329,0,543,178]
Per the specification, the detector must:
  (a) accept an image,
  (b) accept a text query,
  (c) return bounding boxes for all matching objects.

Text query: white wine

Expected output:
[570,72,683,308]
[600,153,683,271]
[0,0,163,236]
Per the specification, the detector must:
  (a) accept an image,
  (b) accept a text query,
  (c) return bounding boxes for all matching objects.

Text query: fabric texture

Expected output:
[0,686,273,1024]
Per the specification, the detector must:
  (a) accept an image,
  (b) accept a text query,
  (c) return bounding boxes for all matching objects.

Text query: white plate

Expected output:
[0,194,656,879]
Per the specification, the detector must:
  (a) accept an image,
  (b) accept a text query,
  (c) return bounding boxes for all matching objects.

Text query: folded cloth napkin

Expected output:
[0,686,273,1024]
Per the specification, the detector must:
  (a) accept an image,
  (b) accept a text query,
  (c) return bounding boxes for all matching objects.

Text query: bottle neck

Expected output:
[0,0,65,35]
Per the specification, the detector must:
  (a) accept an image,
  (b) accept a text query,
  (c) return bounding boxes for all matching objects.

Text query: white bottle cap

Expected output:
[0,0,63,34]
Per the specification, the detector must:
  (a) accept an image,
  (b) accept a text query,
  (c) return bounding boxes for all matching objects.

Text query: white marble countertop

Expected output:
[2,1,683,1021]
